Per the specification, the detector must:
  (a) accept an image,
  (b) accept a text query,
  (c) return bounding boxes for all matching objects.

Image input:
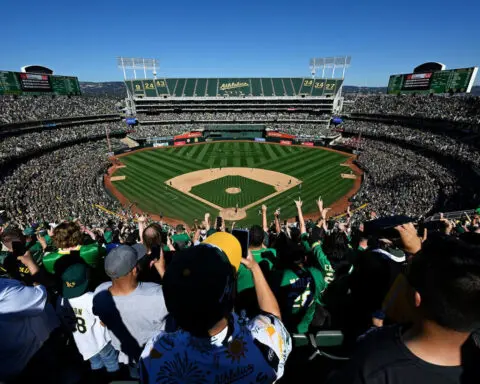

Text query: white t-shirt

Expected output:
[139,313,292,384]
[0,279,59,380]
[57,292,111,360]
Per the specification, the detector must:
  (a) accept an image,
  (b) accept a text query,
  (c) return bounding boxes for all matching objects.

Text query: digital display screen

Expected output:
[18,73,52,92]
[402,73,432,91]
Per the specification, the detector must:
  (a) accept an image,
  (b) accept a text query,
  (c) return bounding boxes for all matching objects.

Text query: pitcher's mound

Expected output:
[225,187,241,194]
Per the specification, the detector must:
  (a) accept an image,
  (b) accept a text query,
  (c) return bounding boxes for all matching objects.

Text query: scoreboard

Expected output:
[0,71,81,96]
[387,67,478,95]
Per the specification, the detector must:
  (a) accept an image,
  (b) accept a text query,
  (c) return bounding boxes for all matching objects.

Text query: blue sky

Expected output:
[2,0,479,86]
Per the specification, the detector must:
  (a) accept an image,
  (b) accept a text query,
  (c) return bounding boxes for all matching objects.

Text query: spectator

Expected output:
[43,221,106,276]
[56,262,120,381]
[0,251,60,382]
[235,222,276,317]
[331,230,480,383]
[139,232,292,383]
[92,245,169,374]
[170,224,191,250]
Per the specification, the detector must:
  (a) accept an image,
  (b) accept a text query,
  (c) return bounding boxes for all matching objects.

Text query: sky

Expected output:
[2,0,479,86]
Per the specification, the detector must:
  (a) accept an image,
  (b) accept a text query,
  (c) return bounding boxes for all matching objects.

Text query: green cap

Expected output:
[23,227,35,236]
[61,263,89,299]
[104,230,113,244]
[476,207,480,215]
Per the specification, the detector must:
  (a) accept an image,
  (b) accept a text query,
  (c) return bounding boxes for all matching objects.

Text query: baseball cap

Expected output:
[104,230,113,244]
[61,263,89,299]
[163,232,241,334]
[104,245,144,279]
[23,227,35,236]
[203,232,241,271]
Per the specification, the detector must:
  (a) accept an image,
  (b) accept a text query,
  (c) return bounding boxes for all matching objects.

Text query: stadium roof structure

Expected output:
[125,77,344,100]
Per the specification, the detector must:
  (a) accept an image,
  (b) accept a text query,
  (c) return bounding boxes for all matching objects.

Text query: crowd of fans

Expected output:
[129,122,334,140]
[344,94,480,123]
[0,96,120,124]
[352,139,458,217]
[1,197,479,383]
[342,120,480,166]
[2,94,480,383]
[0,122,126,165]
[138,111,328,121]
[0,139,126,229]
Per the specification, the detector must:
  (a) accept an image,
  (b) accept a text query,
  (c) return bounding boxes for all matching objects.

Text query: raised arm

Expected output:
[204,213,211,232]
[274,209,281,234]
[294,199,306,234]
[241,251,281,319]
[137,215,147,244]
[317,197,330,232]
[261,205,268,232]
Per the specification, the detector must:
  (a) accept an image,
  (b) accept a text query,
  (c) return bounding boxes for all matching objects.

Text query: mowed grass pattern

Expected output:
[112,142,354,226]
[190,176,276,208]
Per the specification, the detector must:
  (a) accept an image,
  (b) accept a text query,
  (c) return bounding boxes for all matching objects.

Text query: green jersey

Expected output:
[237,248,276,293]
[271,266,326,333]
[270,242,333,333]
[43,243,106,274]
[26,235,54,265]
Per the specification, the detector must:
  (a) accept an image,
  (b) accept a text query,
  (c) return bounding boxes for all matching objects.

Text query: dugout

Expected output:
[203,124,265,139]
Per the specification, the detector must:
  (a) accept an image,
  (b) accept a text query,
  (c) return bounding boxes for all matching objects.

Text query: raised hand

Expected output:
[316,197,323,211]
[394,222,422,254]
[261,204,267,212]
[240,250,258,271]
[294,198,303,208]
[274,209,281,218]
[321,207,331,220]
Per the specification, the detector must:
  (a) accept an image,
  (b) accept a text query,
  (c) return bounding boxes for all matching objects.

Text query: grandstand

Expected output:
[124,77,344,141]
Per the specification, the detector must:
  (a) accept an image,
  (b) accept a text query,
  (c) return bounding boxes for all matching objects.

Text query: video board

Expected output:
[387,67,478,94]
[0,71,82,95]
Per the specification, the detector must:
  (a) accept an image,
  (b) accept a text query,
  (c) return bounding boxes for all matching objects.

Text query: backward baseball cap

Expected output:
[104,244,145,279]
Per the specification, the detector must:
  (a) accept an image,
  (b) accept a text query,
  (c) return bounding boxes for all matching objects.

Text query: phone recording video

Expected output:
[231,229,249,259]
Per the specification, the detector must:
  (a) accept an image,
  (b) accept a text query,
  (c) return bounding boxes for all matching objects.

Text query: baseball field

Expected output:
[108,141,360,226]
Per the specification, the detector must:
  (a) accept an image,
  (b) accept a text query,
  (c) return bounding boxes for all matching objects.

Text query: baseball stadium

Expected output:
[2,36,480,384]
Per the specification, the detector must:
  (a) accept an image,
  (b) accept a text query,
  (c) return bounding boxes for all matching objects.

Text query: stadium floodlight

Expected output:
[117,57,159,80]
[309,56,351,79]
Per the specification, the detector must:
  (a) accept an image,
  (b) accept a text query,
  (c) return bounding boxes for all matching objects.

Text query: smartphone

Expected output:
[283,219,288,226]
[12,241,26,257]
[232,229,249,259]
[216,216,223,230]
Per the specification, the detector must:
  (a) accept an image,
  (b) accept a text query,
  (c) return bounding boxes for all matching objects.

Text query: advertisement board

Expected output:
[173,132,203,141]
[280,140,292,145]
[266,131,296,140]
[301,142,314,146]
[153,142,169,147]
[174,141,186,146]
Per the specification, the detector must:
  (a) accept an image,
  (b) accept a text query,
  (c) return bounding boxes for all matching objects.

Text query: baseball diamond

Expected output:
[107,141,361,226]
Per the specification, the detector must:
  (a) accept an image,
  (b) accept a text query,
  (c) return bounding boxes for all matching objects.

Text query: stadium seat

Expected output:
[292,333,310,348]
[308,331,349,361]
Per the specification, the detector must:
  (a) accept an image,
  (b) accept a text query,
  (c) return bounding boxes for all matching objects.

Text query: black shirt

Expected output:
[330,325,480,384]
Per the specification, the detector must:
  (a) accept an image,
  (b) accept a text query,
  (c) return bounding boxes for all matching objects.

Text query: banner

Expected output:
[301,142,314,147]
[174,132,203,141]
[153,142,169,147]
[266,131,296,140]
[280,140,292,145]
[174,141,186,147]
[254,138,266,142]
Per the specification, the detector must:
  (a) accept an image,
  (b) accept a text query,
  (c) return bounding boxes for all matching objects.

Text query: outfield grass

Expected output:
[112,142,354,226]
[190,175,276,207]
